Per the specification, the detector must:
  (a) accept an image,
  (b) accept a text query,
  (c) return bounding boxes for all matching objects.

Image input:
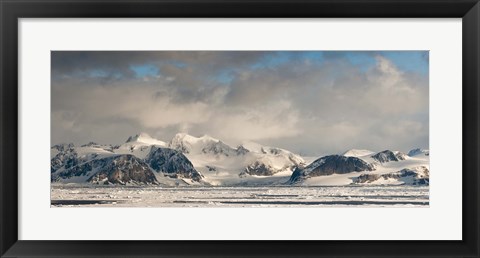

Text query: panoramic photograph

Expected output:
[51,51,429,207]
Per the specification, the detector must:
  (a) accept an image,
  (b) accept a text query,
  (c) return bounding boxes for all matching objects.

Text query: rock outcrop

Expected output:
[289,155,375,183]
[52,154,158,185]
[371,150,407,163]
[145,147,203,182]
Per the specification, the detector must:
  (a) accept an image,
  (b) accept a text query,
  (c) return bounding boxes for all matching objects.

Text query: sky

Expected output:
[51,51,429,156]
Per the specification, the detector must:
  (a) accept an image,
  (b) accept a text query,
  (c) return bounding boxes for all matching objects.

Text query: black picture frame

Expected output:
[1,0,479,257]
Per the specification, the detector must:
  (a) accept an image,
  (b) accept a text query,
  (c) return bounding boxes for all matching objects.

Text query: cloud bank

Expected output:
[51,51,429,155]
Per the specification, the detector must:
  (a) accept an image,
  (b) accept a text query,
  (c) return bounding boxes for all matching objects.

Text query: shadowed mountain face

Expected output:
[145,147,203,182]
[51,145,78,173]
[289,155,375,183]
[371,150,407,163]
[52,154,158,185]
[88,155,158,185]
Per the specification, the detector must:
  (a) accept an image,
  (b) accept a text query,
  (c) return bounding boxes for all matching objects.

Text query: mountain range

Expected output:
[51,133,429,187]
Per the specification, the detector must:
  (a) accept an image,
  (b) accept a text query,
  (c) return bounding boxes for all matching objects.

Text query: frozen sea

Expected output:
[51,184,429,207]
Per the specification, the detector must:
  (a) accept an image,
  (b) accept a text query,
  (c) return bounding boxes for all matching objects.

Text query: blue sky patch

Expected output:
[130,64,160,78]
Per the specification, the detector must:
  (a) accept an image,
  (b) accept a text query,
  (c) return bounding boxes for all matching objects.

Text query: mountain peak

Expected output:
[171,133,197,145]
[169,133,221,154]
[125,133,165,146]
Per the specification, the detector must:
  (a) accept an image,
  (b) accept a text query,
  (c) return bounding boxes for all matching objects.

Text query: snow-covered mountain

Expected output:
[289,148,429,186]
[51,133,305,186]
[51,133,199,185]
[352,166,429,186]
[166,133,305,186]
[51,134,429,187]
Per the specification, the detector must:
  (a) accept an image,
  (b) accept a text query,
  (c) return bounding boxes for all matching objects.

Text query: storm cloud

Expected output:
[51,51,429,156]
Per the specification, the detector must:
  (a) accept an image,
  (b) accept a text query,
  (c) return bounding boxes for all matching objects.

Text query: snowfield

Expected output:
[51,184,429,207]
